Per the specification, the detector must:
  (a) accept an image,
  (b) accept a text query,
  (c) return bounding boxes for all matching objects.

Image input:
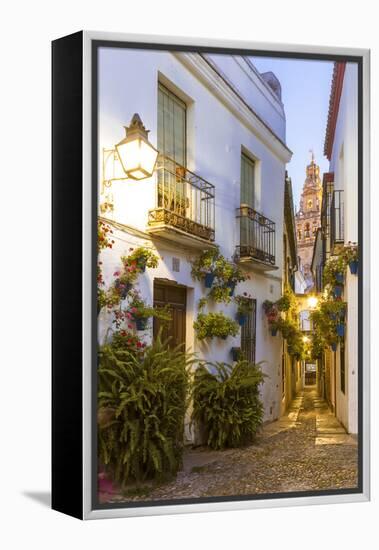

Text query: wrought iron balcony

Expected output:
[330,190,344,252]
[236,205,277,270]
[147,155,215,247]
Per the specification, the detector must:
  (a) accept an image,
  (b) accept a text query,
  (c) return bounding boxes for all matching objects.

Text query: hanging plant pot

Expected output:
[137,259,147,272]
[331,342,337,352]
[134,317,148,331]
[236,312,247,326]
[336,324,345,337]
[335,272,344,284]
[115,279,133,299]
[271,327,278,336]
[204,272,215,288]
[231,347,241,361]
[333,285,343,298]
[227,281,236,296]
[328,312,337,320]
[349,260,358,275]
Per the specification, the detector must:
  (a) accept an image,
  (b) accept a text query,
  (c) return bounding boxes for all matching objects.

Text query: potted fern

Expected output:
[234,293,253,326]
[194,312,239,340]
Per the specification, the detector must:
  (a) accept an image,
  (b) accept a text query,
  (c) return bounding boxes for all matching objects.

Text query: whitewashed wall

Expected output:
[329,63,358,434]
[98,47,291,424]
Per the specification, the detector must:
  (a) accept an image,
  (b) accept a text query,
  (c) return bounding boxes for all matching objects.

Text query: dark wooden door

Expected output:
[153,281,186,349]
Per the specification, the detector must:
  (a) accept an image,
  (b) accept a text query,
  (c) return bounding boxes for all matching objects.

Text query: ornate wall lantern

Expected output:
[115,113,158,180]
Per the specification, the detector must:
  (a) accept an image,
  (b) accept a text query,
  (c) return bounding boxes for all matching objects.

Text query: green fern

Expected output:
[98,332,195,487]
[192,360,265,450]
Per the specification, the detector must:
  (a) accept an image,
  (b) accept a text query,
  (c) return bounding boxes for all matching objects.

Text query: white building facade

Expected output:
[321,61,359,434]
[97,47,292,433]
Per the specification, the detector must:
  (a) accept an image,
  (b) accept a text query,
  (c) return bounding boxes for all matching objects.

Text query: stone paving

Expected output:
[100,387,358,504]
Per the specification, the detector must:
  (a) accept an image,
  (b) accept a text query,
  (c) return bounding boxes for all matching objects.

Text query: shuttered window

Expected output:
[241,153,255,208]
[158,83,186,166]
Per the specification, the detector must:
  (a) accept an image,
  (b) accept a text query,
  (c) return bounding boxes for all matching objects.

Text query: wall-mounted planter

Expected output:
[115,279,133,299]
[333,285,343,298]
[336,324,345,337]
[227,281,236,296]
[349,260,358,275]
[335,272,344,284]
[137,259,147,272]
[236,312,247,326]
[134,317,148,330]
[204,272,215,288]
[231,347,241,361]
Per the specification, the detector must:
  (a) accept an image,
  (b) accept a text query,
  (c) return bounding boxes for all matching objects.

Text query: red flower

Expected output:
[136,341,142,348]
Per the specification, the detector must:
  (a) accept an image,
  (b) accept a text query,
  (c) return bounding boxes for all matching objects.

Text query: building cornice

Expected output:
[173,52,292,163]
[324,62,346,161]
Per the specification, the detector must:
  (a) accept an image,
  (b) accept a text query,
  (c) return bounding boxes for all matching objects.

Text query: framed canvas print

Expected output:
[52,31,370,520]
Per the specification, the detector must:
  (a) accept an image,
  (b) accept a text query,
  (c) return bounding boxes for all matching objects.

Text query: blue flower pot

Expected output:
[333,285,343,298]
[204,272,215,288]
[137,260,146,272]
[331,342,337,352]
[329,312,337,320]
[135,317,148,331]
[336,324,345,337]
[237,313,247,326]
[115,279,132,299]
[227,281,236,296]
[231,347,241,361]
[349,260,358,275]
[335,272,344,284]
[271,327,278,336]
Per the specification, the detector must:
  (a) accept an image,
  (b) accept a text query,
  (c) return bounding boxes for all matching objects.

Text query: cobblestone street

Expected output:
[101,387,358,504]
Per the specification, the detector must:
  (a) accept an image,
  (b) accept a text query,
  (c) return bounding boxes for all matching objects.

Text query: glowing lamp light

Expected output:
[115,114,158,180]
[307,295,319,310]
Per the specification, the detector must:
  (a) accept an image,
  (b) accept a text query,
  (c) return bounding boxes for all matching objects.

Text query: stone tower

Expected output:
[295,152,322,291]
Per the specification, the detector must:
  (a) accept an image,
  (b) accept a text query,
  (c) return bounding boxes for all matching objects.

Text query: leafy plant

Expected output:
[191,247,221,280]
[98,333,194,486]
[194,312,239,340]
[341,242,358,264]
[124,246,159,270]
[208,285,232,303]
[323,255,347,287]
[234,293,253,315]
[192,360,265,450]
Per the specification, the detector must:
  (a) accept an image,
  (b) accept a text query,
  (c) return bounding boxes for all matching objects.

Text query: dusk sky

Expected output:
[251,57,334,210]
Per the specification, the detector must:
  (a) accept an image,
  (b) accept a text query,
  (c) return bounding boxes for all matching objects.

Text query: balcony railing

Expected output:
[236,205,276,267]
[330,190,344,251]
[148,155,215,242]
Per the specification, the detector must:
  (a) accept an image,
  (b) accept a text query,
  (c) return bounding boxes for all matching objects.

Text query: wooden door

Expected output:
[153,281,186,349]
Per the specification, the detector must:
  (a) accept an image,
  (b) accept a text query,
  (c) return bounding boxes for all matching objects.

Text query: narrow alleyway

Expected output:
[101,387,358,504]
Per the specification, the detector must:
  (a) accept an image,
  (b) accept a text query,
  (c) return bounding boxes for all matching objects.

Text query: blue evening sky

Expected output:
[251,57,334,210]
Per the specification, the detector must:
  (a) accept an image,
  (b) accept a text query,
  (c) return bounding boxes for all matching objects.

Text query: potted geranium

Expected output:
[127,290,156,330]
[124,246,159,273]
[262,300,280,335]
[234,293,253,326]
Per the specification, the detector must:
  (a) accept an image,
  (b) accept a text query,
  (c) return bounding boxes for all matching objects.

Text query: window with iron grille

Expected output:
[241,298,257,363]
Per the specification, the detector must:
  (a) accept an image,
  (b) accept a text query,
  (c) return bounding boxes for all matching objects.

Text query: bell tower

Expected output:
[295,151,322,290]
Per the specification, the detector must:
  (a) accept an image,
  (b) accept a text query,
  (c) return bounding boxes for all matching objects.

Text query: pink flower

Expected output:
[113,271,120,276]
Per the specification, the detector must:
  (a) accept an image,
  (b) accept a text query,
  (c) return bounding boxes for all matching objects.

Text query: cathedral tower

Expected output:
[295,152,322,290]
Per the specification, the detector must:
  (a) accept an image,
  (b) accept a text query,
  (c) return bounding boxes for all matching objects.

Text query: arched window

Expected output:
[298,229,302,240]
[307,199,313,209]
[305,223,310,238]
